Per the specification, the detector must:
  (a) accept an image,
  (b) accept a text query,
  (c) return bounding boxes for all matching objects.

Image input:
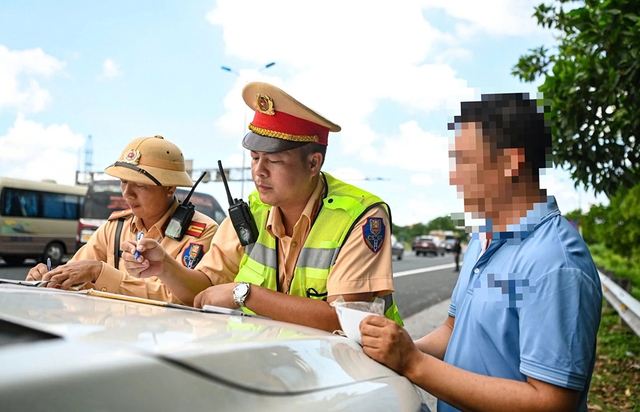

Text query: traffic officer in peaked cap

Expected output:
[123,83,403,332]
[27,135,218,303]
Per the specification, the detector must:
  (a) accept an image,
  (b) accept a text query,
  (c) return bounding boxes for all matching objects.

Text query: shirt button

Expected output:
[291,241,297,248]
[474,268,480,274]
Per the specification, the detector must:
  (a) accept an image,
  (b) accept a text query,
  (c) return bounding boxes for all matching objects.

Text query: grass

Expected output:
[588,305,640,411]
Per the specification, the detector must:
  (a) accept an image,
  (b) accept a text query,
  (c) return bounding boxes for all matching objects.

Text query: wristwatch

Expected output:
[233,282,251,308]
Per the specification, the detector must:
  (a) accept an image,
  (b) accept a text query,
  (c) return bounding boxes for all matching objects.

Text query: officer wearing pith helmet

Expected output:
[27,135,218,303]
[123,83,403,332]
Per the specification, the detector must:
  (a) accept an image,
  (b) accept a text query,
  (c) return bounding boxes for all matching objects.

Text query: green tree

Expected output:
[426,216,456,232]
[512,0,640,197]
[595,183,640,260]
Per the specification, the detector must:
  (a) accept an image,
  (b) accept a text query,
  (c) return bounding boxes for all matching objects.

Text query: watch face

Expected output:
[233,283,250,308]
[234,283,249,300]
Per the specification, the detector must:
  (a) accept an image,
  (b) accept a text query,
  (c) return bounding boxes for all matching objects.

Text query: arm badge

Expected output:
[362,217,385,253]
[182,243,205,269]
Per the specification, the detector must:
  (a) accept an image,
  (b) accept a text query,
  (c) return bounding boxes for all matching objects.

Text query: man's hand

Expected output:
[193,283,238,309]
[26,263,48,281]
[36,260,102,290]
[121,238,166,278]
[360,315,424,376]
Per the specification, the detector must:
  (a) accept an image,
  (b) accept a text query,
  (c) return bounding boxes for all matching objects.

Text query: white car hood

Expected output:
[0,286,405,394]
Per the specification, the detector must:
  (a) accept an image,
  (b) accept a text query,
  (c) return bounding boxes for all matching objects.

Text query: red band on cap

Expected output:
[250,110,329,145]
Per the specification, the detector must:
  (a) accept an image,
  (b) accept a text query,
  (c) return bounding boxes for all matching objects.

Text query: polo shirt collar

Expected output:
[471,196,560,244]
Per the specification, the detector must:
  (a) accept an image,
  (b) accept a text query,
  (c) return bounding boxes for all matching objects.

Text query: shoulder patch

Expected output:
[108,209,133,221]
[362,217,385,253]
[182,243,205,269]
[184,221,207,238]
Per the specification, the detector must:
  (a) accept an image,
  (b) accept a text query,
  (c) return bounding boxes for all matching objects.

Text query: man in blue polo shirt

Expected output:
[360,93,602,411]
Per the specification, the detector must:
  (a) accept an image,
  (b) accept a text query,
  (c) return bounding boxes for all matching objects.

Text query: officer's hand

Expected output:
[360,315,423,376]
[26,263,48,281]
[41,260,102,290]
[122,238,166,278]
[193,283,237,309]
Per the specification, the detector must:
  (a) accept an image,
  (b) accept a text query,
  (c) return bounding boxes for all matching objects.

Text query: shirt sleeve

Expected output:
[93,214,219,304]
[93,263,181,303]
[195,217,244,286]
[518,268,602,390]
[326,205,394,297]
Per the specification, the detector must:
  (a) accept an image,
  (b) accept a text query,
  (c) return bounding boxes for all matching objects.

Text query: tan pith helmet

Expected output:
[104,135,193,187]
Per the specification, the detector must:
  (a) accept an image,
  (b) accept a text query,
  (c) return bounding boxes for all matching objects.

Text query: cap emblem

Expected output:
[256,94,275,116]
[122,149,141,165]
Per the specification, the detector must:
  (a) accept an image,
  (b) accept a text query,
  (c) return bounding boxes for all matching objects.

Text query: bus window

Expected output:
[0,178,87,266]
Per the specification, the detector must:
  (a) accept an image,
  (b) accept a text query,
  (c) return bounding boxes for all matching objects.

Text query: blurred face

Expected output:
[449,122,508,215]
[250,148,319,208]
[120,180,175,223]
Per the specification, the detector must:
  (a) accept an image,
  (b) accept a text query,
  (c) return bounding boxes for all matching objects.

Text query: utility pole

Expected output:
[84,135,93,183]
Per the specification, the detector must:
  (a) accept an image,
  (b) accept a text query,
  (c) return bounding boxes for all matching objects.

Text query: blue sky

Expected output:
[0,0,607,226]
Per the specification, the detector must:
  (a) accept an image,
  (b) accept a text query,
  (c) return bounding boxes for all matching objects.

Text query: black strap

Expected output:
[111,161,162,186]
[113,218,125,269]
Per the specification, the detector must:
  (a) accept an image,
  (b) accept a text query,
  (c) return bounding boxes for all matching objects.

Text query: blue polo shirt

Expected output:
[439,196,602,412]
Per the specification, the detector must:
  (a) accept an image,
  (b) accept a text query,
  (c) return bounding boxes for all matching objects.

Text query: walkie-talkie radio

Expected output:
[165,171,207,240]
[217,160,258,246]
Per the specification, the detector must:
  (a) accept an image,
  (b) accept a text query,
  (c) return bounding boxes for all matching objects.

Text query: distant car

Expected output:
[413,235,445,257]
[391,235,404,260]
[444,238,457,253]
[0,285,424,412]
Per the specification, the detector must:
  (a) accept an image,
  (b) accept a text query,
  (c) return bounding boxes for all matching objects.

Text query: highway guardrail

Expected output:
[600,270,640,337]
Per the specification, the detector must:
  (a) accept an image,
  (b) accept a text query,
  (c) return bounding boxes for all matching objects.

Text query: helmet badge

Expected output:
[122,149,141,165]
[256,94,275,116]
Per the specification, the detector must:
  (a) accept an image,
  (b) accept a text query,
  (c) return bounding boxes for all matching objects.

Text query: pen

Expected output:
[134,231,144,259]
[46,257,52,272]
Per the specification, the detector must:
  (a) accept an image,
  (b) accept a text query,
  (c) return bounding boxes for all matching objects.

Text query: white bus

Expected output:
[0,178,87,266]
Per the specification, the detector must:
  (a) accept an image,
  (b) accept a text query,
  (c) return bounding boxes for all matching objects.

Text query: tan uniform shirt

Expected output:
[197,177,394,297]
[72,199,218,303]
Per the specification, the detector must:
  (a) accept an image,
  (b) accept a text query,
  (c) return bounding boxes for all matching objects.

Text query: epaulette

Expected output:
[108,209,134,221]
[184,221,207,238]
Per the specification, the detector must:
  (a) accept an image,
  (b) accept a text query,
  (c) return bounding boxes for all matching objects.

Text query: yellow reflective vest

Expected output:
[234,172,403,325]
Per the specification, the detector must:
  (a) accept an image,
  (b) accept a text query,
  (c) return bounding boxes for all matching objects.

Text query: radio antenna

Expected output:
[217,160,235,206]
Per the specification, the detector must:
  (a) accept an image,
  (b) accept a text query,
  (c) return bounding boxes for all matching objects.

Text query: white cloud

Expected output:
[208,0,475,180]
[0,45,65,113]
[369,121,450,172]
[411,173,436,187]
[330,168,367,182]
[421,0,545,37]
[102,58,123,78]
[0,114,85,185]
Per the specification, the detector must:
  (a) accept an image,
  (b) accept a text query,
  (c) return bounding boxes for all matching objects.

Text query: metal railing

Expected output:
[599,270,640,337]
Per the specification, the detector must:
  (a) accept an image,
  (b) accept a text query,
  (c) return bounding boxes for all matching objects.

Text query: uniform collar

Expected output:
[130,198,179,238]
[266,176,325,239]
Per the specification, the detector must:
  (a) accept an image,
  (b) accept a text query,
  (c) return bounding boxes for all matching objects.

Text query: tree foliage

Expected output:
[393,215,467,243]
[570,182,640,261]
[513,0,640,197]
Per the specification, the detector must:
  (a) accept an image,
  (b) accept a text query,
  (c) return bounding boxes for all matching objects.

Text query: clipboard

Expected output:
[86,289,199,312]
[0,278,55,287]
[202,305,271,320]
